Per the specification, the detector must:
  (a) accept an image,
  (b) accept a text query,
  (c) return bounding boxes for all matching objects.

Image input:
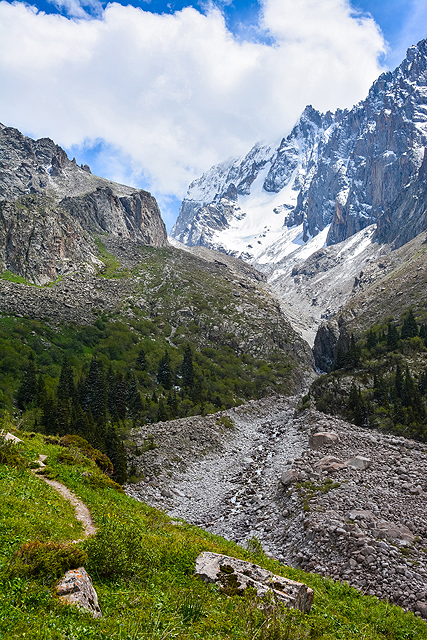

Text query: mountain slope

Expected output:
[172,39,427,265]
[0,124,167,284]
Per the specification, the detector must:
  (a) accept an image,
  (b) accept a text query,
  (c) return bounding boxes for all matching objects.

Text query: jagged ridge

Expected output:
[172,39,427,263]
[0,124,167,284]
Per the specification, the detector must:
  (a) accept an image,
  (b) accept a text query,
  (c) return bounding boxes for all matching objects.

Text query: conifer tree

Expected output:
[394,362,404,400]
[57,358,75,401]
[82,358,107,426]
[105,425,127,484]
[157,350,173,390]
[182,345,194,389]
[126,373,143,418]
[401,309,418,339]
[402,366,415,407]
[136,348,147,370]
[366,329,378,350]
[17,353,37,409]
[387,323,399,350]
[157,397,168,422]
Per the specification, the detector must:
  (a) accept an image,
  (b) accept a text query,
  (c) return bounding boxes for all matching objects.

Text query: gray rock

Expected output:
[195,552,314,613]
[56,567,102,618]
[345,456,371,470]
[280,469,298,486]
[416,601,427,619]
[373,521,415,545]
[309,432,339,449]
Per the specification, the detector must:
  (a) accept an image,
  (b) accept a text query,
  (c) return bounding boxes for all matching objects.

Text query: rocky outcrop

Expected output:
[195,552,314,613]
[0,123,167,283]
[56,567,102,618]
[312,319,341,371]
[375,147,427,248]
[172,39,427,261]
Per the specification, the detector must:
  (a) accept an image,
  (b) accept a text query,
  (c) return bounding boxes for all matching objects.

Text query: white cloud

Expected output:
[0,0,386,201]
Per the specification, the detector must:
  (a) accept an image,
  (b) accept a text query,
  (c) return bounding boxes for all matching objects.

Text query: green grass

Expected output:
[94,238,131,279]
[0,427,426,639]
[0,271,36,286]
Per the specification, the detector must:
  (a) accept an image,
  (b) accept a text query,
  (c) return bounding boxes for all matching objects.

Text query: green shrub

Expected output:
[216,415,234,429]
[84,516,157,580]
[82,471,124,493]
[59,435,113,474]
[4,540,87,580]
[0,435,27,469]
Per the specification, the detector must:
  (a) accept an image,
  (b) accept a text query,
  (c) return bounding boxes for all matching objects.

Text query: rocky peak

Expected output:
[172,38,427,264]
[0,123,167,283]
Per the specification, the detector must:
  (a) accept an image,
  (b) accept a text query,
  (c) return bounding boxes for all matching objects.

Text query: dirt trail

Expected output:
[34,454,97,542]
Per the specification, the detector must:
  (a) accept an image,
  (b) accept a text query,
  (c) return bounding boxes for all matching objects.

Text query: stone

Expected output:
[0,431,23,444]
[373,521,415,546]
[345,456,371,470]
[416,602,427,619]
[348,509,375,522]
[280,469,298,486]
[56,567,102,618]
[309,432,339,449]
[195,552,314,613]
[314,456,345,471]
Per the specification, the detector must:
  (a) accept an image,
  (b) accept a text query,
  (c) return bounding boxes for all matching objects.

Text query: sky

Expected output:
[0,0,426,230]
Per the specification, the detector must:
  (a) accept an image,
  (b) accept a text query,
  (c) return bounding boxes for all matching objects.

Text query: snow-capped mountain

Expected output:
[171,39,427,265]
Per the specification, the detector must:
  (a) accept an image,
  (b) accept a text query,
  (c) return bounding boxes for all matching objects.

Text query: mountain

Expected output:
[171,39,427,265]
[0,124,167,284]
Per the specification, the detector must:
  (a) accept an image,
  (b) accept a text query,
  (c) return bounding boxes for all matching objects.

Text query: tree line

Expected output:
[314,309,427,442]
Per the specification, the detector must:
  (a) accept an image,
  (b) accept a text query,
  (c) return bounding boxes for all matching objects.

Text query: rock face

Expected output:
[0,123,167,283]
[56,567,102,618]
[172,39,427,261]
[195,552,314,613]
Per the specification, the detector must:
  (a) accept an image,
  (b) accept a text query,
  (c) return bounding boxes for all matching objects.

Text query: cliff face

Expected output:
[172,39,427,261]
[0,124,167,283]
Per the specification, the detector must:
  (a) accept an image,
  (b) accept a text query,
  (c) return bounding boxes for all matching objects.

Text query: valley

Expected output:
[1,36,427,640]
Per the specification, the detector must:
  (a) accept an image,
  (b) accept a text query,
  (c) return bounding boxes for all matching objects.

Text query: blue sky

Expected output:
[0,0,425,229]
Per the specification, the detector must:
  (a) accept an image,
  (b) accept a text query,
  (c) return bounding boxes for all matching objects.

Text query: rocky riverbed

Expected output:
[126,396,427,619]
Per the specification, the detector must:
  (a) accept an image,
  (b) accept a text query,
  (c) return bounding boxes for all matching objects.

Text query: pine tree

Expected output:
[157,397,168,422]
[366,329,378,350]
[57,358,75,401]
[419,323,427,348]
[157,351,173,390]
[113,373,127,422]
[82,358,107,426]
[126,373,143,418]
[41,390,57,435]
[394,362,404,400]
[387,323,399,350]
[182,345,194,389]
[402,366,415,407]
[136,348,147,370]
[105,425,127,484]
[401,309,418,339]
[16,353,37,409]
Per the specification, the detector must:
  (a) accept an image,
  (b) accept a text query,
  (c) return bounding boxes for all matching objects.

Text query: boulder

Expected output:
[309,432,339,449]
[280,469,298,486]
[314,456,345,472]
[348,509,375,522]
[372,521,415,546]
[0,431,23,444]
[56,567,102,618]
[416,601,427,619]
[195,552,314,613]
[345,456,371,470]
